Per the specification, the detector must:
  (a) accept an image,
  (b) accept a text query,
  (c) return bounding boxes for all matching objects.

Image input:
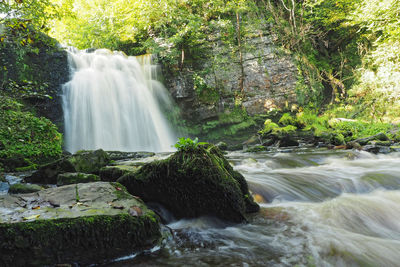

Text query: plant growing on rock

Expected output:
[174,137,201,151]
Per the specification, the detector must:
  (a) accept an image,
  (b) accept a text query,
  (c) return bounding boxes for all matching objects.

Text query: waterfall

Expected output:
[62,48,177,153]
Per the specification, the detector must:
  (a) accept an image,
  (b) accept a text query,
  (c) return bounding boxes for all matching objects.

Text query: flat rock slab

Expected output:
[0,182,160,266]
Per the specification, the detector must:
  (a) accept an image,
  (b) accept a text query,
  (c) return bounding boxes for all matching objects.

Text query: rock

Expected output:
[242,135,261,147]
[118,144,259,223]
[368,140,392,146]
[390,145,400,152]
[261,138,275,147]
[106,151,156,161]
[0,182,160,266]
[57,172,100,186]
[246,145,266,152]
[99,165,139,182]
[215,142,228,151]
[363,145,391,154]
[227,143,243,151]
[346,141,362,149]
[164,36,298,121]
[0,156,30,172]
[66,149,110,173]
[26,149,110,184]
[8,183,42,194]
[278,137,299,147]
[356,132,389,145]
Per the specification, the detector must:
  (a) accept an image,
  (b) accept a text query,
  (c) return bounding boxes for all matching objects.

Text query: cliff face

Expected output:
[163,34,298,123]
[0,29,69,129]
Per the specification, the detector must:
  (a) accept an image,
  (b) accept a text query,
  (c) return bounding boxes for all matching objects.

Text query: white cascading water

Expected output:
[62,48,177,153]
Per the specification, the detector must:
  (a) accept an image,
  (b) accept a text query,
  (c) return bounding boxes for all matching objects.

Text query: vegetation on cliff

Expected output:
[0,96,62,171]
[1,0,399,154]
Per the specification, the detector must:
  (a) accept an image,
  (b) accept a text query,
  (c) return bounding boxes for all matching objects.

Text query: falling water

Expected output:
[62,48,177,153]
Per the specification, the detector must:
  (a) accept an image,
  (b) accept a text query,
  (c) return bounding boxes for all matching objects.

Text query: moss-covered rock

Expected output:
[106,151,155,161]
[100,165,139,182]
[118,144,259,223]
[0,182,160,266]
[368,140,392,146]
[57,172,100,186]
[355,132,389,145]
[8,183,42,194]
[26,149,110,184]
[215,141,228,151]
[246,145,267,152]
[67,149,110,173]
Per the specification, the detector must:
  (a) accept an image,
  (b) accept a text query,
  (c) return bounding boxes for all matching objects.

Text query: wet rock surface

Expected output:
[0,182,160,266]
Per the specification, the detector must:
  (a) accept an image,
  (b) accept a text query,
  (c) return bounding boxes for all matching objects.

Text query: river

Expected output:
[108,148,400,266]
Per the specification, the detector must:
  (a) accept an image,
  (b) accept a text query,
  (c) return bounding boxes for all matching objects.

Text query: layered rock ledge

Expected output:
[0,182,160,266]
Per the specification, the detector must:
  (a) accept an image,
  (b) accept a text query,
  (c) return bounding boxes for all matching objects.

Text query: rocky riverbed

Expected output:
[0,145,259,266]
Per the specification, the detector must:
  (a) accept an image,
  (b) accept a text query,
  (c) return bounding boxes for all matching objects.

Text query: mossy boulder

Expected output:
[355,132,389,146]
[67,149,110,173]
[100,165,139,182]
[246,145,267,152]
[118,144,259,223]
[215,142,228,151]
[57,172,100,186]
[0,182,160,266]
[26,149,110,184]
[8,183,42,194]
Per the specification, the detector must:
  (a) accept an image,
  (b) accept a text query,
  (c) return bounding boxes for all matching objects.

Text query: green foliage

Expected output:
[0,96,62,169]
[278,113,296,126]
[193,72,219,104]
[260,119,279,135]
[0,20,64,96]
[262,108,394,144]
[0,0,60,32]
[174,137,201,151]
[266,0,400,120]
[329,120,394,141]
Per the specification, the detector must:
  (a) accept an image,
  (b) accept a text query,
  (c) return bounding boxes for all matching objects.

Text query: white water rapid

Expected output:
[62,48,177,153]
[106,149,400,266]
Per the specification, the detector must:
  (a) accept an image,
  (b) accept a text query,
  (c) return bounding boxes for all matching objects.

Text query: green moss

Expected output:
[57,172,100,186]
[0,214,160,266]
[246,145,266,152]
[15,165,37,172]
[118,144,259,222]
[279,113,296,126]
[111,182,135,200]
[260,119,279,135]
[100,165,138,182]
[273,125,297,135]
[67,149,110,174]
[8,183,42,194]
[28,149,111,184]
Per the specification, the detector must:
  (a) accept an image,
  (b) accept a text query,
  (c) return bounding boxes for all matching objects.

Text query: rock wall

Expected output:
[0,30,69,129]
[163,34,298,122]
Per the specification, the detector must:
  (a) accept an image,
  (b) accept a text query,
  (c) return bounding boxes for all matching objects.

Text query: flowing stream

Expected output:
[62,48,177,153]
[108,149,400,266]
